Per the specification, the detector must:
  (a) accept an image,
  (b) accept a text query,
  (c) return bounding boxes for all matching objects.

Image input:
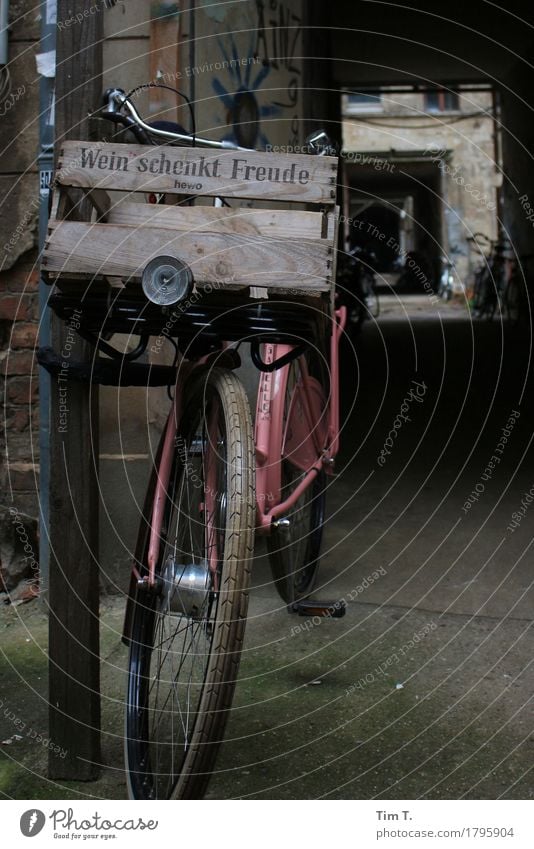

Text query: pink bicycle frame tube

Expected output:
[145,396,179,587]
[143,306,347,576]
[255,306,346,532]
[145,362,193,587]
[328,306,346,458]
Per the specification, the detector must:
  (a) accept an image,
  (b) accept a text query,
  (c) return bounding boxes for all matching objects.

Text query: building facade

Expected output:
[342,87,499,289]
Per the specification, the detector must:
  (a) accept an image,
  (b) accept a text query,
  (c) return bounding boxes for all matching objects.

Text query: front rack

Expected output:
[49,288,324,354]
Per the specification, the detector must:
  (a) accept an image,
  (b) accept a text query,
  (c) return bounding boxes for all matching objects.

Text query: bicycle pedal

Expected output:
[289,599,346,618]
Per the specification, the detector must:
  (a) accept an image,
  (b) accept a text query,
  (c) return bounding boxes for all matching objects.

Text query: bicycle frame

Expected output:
[136,305,346,588]
[255,306,345,532]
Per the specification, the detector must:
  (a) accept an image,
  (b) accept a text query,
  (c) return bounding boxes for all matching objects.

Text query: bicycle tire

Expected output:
[125,367,255,799]
[472,268,486,312]
[360,272,379,320]
[505,276,521,325]
[473,269,494,319]
[440,278,453,301]
[267,347,328,605]
[367,283,380,318]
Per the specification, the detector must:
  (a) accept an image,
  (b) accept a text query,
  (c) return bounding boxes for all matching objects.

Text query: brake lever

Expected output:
[306,129,339,156]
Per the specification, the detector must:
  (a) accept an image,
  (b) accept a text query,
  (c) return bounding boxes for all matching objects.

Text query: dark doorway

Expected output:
[345,157,444,288]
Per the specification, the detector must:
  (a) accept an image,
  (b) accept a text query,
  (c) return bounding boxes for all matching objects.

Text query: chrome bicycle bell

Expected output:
[141,255,194,306]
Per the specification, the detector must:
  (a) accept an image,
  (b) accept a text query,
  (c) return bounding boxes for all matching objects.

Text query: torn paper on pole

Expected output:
[36,51,56,79]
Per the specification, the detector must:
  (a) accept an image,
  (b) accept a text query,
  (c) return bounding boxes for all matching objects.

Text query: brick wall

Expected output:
[0,250,40,518]
[0,0,41,562]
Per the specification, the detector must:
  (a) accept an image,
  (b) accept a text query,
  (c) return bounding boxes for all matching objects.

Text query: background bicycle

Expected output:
[469,233,510,319]
[336,244,380,334]
[504,253,534,326]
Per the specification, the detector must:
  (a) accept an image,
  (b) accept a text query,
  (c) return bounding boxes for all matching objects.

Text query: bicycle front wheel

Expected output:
[267,348,328,605]
[125,367,255,799]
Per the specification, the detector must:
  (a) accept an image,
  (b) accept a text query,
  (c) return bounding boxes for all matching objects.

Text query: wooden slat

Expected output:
[326,205,340,242]
[106,201,334,242]
[43,221,332,291]
[57,141,338,205]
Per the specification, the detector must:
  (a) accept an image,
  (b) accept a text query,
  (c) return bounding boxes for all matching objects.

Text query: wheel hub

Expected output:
[161,557,210,619]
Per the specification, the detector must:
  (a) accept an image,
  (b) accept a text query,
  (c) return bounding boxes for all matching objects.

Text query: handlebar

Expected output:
[102,87,251,150]
[100,87,337,157]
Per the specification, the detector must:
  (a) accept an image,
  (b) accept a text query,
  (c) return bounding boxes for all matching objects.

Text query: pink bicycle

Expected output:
[122,301,345,799]
[45,88,344,799]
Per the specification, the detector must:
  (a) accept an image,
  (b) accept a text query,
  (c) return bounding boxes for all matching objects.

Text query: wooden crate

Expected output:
[42,141,339,298]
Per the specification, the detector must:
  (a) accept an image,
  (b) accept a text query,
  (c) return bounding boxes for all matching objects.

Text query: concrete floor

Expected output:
[1,294,533,799]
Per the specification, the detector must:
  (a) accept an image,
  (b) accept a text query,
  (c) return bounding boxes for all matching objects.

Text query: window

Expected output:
[345,92,382,114]
[424,90,460,113]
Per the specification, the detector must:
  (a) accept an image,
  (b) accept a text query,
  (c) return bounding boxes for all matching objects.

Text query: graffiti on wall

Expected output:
[193,0,303,149]
[255,0,302,148]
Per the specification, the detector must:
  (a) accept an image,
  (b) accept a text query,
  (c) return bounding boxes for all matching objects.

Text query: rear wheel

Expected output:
[125,367,254,799]
[364,273,380,319]
[473,269,494,318]
[267,347,328,605]
[505,274,522,325]
[438,274,452,301]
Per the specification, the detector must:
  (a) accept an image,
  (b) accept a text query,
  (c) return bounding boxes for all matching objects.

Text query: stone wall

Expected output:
[0,255,40,518]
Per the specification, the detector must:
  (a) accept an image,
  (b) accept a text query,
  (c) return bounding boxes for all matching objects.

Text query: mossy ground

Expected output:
[1,589,531,800]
